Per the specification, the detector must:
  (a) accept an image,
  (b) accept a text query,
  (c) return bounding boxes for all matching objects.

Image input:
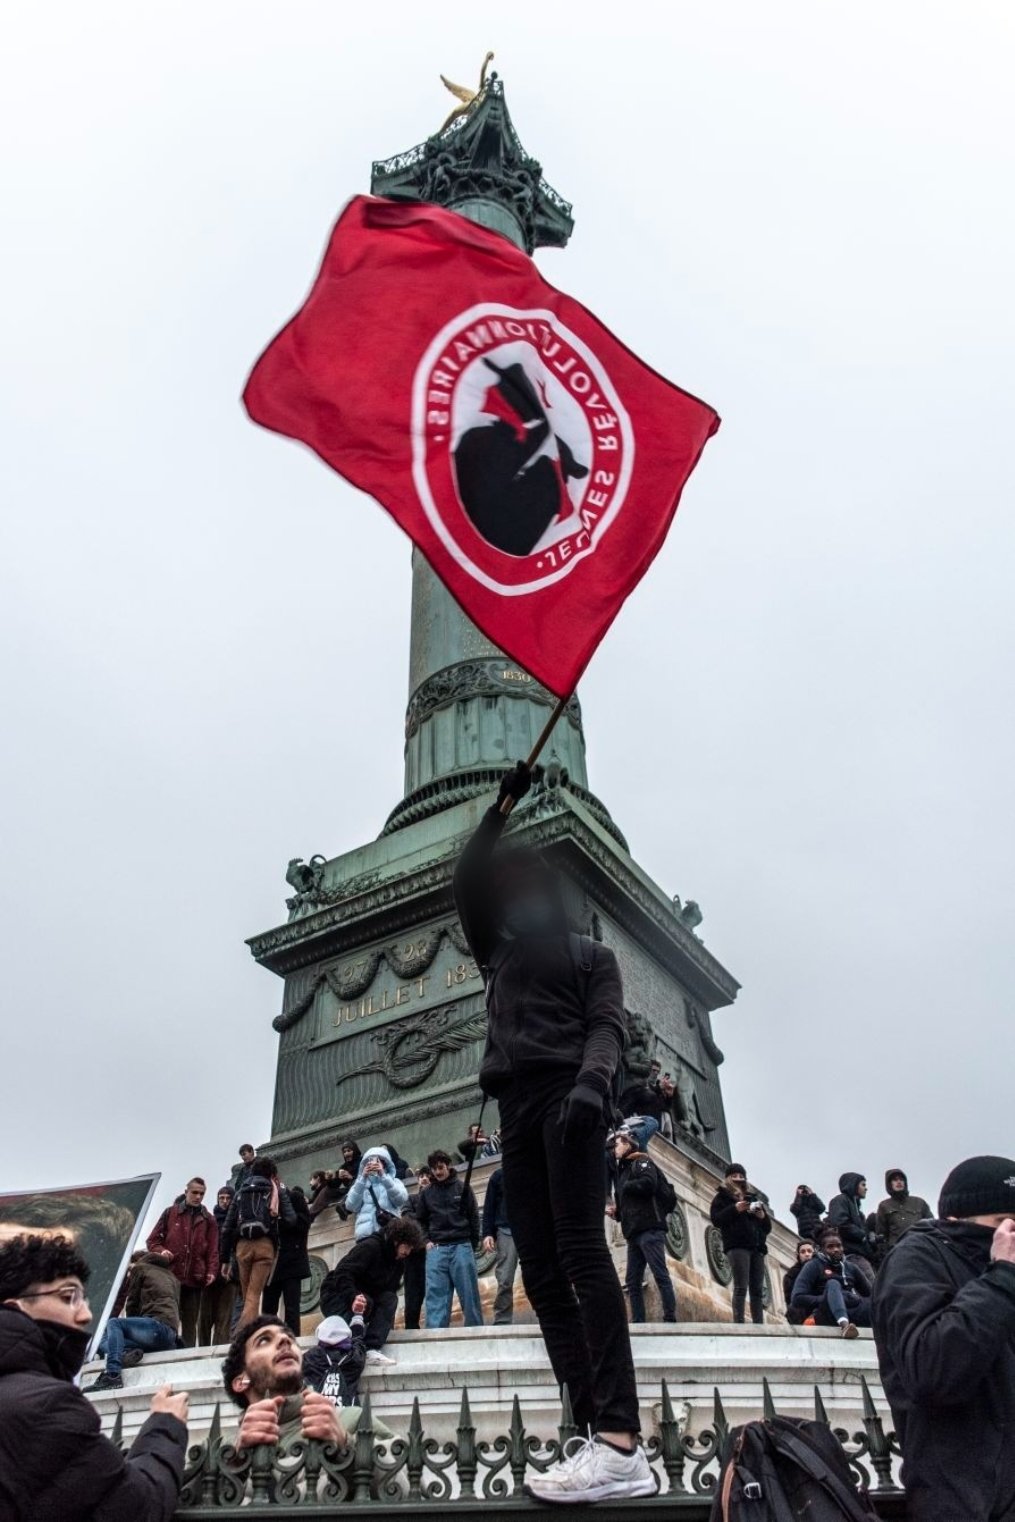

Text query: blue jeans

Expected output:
[631,1118,660,1151]
[103,1316,178,1374]
[424,1242,483,1328]
[818,1278,872,1328]
[625,1228,677,1322]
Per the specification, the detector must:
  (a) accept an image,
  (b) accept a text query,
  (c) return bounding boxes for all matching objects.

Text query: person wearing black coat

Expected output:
[871,1155,1015,1522]
[262,1186,311,1335]
[454,763,647,1489]
[319,1216,423,1357]
[0,1233,189,1522]
[782,1240,816,1324]
[789,1185,825,1242]
[826,1173,876,1290]
[402,1170,431,1331]
[709,1163,772,1324]
[611,1134,676,1322]
[791,1232,871,1334]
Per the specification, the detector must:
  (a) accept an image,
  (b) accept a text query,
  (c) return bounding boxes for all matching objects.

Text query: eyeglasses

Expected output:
[21,1285,89,1309]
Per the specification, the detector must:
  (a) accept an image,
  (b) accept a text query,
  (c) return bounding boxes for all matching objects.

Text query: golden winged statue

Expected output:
[438,50,495,131]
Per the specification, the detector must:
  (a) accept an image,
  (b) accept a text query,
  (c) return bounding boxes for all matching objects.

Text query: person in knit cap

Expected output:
[302,1307,367,1410]
[871,1154,1015,1522]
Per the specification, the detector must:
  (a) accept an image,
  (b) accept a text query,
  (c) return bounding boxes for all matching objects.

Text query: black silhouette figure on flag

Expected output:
[453,356,589,556]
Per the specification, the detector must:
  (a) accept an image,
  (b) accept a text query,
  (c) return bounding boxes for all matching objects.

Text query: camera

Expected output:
[749,1200,765,1214]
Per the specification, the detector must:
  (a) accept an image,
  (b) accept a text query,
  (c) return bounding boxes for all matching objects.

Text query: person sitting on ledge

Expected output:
[223,1315,349,1450]
[782,1239,817,1324]
[86,1248,182,1391]
[790,1229,871,1337]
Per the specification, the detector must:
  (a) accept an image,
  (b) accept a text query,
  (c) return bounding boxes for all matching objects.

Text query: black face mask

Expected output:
[35,1319,92,1381]
[499,892,563,940]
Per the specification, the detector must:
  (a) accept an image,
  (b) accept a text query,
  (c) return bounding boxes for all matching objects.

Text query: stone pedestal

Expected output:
[82,1323,888,1456]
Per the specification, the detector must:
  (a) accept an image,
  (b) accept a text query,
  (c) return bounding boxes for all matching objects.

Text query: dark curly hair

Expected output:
[0,1234,91,1301]
[386,1216,424,1251]
[426,1150,453,1171]
[221,1314,288,1407]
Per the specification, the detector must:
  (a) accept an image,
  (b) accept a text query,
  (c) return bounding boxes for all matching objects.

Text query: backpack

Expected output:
[655,1168,678,1218]
[236,1177,274,1240]
[710,1417,879,1521]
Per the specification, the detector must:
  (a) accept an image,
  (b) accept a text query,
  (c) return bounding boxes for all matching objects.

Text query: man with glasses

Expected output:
[85,1248,182,1392]
[0,1232,189,1520]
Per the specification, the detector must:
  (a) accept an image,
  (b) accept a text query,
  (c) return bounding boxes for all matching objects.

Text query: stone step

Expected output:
[82,1322,886,1448]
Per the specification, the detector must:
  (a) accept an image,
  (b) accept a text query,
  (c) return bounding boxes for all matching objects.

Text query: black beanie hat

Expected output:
[938,1156,1015,1220]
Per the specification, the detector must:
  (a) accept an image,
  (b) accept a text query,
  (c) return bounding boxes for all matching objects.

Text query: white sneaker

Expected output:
[364,1349,397,1366]
[525,1436,656,1504]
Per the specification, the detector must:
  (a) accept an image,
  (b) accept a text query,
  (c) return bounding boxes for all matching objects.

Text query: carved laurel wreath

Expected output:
[272,920,472,1034]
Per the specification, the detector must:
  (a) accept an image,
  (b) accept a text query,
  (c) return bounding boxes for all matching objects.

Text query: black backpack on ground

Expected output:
[236,1177,274,1240]
[710,1417,879,1521]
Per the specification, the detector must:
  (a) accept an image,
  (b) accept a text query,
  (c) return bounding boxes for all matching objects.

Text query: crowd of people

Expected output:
[703,1162,936,1337]
[1,764,1014,1517]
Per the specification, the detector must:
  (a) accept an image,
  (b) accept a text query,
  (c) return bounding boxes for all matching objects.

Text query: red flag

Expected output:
[244,196,719,697]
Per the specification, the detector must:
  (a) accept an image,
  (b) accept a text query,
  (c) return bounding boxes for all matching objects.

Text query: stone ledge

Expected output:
[82,1324,885,1447]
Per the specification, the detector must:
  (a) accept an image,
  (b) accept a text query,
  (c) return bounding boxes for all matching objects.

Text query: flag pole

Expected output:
[499,690,572,817]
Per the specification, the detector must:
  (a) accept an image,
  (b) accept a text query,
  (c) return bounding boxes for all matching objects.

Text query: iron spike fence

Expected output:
[102,1381,906,1517]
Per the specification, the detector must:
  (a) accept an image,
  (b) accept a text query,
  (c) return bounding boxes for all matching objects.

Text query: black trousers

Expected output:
[364,1291,398,1351]
[262,1275,302,1335]
[402,1251,425,1330]
[728,1248,766,1324]
[179,1284,203,1347]
[500,1080,640,1435]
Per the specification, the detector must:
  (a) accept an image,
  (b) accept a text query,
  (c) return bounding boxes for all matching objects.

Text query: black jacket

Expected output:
[615,1151,668,1241]
[319,1233,406,1316]
[417,1172,480,1248]
[454,805,626,1101]
[0,1306,187,1522]
[872,1219,1015,1522]
[789,1187,826,1241]
[826,1173,875,1261]
[220,1178,297,1259]
[481,1168,510,1238]
[709,1185,772,1255]
[791,1253,868,1311]
[618,1083,666,1123]
[272,1187,311,1283]
[302,1315,367,1406]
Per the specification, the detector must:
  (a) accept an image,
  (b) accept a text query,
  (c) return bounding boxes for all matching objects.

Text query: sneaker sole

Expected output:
[524,1477,657,1504]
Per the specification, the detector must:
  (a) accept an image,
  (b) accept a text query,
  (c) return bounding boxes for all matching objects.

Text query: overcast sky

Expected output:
[2,3,1013,1239]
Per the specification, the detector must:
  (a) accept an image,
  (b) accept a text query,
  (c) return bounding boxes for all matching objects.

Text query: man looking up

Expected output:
[454,763,654,1504]
[872,1155,1015,1522]
[222,1315,347,1452]
[0,1233,189,1520]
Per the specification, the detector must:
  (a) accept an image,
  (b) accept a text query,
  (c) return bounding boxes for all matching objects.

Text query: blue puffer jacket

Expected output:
[343,1147,409,1240]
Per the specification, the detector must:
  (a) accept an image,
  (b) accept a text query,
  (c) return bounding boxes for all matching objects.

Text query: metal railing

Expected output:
[104,1376,905,1516]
